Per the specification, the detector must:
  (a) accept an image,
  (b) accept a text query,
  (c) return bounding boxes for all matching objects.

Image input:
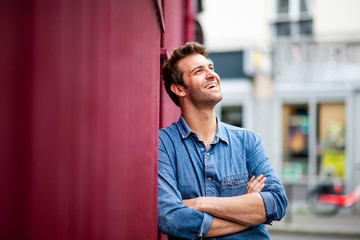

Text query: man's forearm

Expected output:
[205,217,249,237]
[184,193,267,226]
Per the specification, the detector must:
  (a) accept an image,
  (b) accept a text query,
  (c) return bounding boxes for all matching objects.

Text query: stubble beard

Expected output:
[186,86,223,110]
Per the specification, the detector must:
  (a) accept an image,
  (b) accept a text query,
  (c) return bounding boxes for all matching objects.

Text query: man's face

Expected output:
[177,54,223,109]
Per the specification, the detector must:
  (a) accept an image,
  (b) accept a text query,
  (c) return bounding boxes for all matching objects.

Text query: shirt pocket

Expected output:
[220,173,249,197]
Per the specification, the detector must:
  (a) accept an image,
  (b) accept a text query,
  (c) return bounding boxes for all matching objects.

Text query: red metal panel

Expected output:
[0,1,33,239]
[160,0,196,128]
[1,0,160,239]
[160,0,185,128]
[185,0,196,42]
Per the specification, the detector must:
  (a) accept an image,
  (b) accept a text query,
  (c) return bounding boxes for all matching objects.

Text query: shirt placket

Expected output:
[204,149,215,197]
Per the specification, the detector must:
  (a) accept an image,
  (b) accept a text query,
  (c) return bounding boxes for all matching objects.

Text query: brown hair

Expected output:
[162,42,208,106]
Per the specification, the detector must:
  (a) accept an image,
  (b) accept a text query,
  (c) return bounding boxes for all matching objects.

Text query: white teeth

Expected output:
[206,83,217,89]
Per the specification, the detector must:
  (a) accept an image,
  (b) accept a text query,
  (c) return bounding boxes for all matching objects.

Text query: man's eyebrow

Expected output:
[190,65,204,73]
[190,63,214,73]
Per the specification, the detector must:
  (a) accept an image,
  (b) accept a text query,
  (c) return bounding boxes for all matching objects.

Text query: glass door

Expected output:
[316,103,346,179]
[282,104,309,182]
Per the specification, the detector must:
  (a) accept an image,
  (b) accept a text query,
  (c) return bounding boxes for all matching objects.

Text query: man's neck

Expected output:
[182,108,217,150]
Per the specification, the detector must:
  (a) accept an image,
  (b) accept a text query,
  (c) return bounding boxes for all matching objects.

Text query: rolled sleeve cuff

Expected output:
[197,213,213,239]
[259,192,279,225]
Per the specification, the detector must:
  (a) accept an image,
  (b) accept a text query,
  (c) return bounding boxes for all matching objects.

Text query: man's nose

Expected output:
[205,68,217,78]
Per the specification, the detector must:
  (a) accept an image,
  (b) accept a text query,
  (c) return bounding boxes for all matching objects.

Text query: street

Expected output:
[271,233,360,240]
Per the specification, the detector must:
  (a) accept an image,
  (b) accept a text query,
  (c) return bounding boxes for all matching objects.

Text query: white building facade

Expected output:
[198,0,360,203]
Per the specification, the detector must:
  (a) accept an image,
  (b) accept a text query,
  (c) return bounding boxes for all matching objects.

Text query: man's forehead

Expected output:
[178,54,211,71]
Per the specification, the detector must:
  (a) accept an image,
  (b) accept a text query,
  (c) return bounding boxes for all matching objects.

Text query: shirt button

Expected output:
[206,153,210,156]
[208,177,211,181]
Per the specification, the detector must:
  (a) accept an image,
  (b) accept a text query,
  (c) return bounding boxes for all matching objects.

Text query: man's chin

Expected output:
[207,95,223,108]
[214,93,223,103]
[214,96,223,106]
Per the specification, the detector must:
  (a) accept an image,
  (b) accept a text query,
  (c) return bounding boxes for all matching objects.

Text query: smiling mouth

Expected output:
[205,83,217,89]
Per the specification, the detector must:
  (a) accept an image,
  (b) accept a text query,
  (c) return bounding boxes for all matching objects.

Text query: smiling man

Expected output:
[158,42,287,239]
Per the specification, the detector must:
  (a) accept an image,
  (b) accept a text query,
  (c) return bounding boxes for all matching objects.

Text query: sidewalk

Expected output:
[267,202,360,237]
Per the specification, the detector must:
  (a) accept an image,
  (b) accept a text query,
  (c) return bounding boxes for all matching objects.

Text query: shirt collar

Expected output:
[217,117,229,145]
[177,115,229,145]
[177,115,193,139]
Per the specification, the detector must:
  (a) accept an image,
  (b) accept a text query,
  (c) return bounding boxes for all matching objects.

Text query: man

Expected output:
[158,42,287,239]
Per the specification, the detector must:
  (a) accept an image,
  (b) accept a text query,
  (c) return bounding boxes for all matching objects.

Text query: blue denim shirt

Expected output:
[158,116,287,239]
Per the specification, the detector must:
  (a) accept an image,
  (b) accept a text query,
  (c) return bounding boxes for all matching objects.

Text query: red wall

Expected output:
[0,0,192,239]
[160,0,184,128]
[0,1,33,239]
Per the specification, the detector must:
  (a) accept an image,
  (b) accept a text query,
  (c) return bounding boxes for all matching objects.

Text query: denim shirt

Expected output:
[158,116,287,240]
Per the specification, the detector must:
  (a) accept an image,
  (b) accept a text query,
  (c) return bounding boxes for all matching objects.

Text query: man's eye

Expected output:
[195,70,202,74]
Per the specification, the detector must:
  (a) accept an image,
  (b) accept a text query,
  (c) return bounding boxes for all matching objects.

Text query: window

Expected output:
[316,103,346,179]
[299,19,313,36]
[208,51,248,79]
[221,106,243,128]
[277,0,289,14]
[275,21,291,36]
[281,102,347,182]
[274,0,313,38]
[300,0,309,13]
[282,104,309,181]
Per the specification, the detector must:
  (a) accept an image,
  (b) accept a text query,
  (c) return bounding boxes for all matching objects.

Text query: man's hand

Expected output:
[183,197,205,211]
[246,174,266,194]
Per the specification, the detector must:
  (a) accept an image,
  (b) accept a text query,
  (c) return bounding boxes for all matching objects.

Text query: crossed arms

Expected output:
[183,175,267,237]
[158,158,287,239]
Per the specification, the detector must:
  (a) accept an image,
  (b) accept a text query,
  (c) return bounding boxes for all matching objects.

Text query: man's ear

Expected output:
[170,84,186,97]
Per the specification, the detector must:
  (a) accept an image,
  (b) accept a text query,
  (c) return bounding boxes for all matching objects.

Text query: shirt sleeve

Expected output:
[158,134,214,239]
[247,133,288,224]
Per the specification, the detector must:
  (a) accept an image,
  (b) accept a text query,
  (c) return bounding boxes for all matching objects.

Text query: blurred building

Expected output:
[199,0,360,203]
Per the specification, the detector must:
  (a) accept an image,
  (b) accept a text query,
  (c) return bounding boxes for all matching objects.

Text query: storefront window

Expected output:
[317,103,346,179]
[282,104,309,182]
[221,106,243,127]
